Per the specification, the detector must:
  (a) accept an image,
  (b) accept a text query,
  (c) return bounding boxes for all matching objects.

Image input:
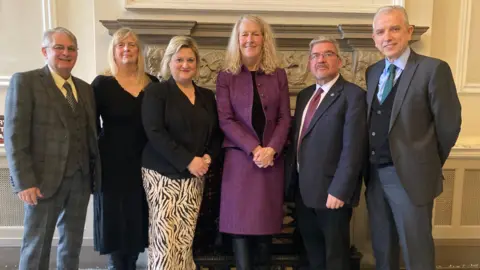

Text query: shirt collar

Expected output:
[316,73,340,93]
[48,65,73,86]
[384,46,410,72]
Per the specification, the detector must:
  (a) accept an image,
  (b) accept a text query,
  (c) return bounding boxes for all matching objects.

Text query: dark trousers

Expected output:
[19,170,91,270]
[108,251,139,270]
[366,165,435,270]
[231,234,272,270]
[296,191,352,270]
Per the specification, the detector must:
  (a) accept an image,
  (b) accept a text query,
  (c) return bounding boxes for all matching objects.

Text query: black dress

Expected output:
[92,74,158,255]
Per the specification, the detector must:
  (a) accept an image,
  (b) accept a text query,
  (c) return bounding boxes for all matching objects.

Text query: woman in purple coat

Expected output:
[216,14,291,270]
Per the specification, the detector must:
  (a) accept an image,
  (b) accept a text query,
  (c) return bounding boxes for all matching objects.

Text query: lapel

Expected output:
[236,66,261,136]
[73,76,94,125]
[39,65,68,127]
[72,75,98,153]
[241,66,255,131]
[194,85,216,143]
[302,75,344,139]
[294,84,315,144]
[168,77,196,134]
[73,77,85,107]
[366,61,384,121]
[389,51,419,132]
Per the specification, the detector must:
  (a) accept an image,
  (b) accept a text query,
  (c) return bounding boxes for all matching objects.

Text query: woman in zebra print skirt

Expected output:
[141,36,223,270]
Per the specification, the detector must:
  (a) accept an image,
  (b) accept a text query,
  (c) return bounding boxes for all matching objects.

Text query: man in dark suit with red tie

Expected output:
[285,36,367,270]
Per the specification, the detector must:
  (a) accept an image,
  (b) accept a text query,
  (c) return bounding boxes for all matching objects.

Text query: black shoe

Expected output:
[126,253,139,270]
[107,252,126,270]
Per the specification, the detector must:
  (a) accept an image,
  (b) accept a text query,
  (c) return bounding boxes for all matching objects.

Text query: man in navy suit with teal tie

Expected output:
[365,6,461,270]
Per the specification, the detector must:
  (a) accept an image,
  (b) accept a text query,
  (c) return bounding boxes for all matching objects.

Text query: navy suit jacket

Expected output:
[285,75,367,209]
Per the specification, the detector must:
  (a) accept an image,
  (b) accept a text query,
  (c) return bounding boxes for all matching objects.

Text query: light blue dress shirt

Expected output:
[376,47,411,102]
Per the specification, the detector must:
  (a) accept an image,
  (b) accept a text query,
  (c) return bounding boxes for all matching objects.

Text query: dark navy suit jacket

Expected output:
[285,75,367,209]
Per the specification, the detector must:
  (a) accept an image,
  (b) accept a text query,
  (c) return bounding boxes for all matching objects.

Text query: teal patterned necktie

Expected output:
[380,64,396,104]
[63,82,77,112]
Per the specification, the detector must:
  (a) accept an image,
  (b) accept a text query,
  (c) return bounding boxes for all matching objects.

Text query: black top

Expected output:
[141,77,223,179]
[369,74,402,166]
[93,74,158,191]
[251,71,266,145]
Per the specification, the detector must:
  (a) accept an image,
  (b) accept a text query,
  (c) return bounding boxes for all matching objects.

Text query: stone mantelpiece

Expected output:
[100,19,428,99]
[99,19,428,49]
[123,0,406,14]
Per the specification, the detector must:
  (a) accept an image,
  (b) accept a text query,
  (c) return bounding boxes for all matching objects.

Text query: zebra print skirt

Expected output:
[142,168,205,270]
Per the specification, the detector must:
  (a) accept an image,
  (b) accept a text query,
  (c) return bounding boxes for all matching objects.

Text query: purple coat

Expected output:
[216,66,291,235]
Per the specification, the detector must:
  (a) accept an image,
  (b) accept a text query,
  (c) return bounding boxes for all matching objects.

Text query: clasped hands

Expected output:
[252,146,275,168]
[187,154,211,177]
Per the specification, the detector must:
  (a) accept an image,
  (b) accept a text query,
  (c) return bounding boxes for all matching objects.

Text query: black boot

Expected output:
[232,236,253,270]
[108,252,126,270]
[255,235,272,270]
[126,253,139,270]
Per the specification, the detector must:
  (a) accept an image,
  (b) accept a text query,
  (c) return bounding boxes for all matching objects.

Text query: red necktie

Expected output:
[298,87,324,149]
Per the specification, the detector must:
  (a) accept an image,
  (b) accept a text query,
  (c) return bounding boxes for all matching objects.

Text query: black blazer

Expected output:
[285,75,367,209]
[141,77,223,179]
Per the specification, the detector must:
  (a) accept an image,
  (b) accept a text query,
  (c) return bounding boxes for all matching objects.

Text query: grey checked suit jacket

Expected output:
[4,65,101,199]
[365,50,462,206]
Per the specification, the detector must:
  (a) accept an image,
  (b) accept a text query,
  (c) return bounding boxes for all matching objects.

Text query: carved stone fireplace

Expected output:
[100,19,430,268]
[100,19,428,103]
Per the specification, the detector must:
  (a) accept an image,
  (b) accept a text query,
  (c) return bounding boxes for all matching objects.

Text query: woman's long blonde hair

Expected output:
[107,27,149,86]
[223,15,278,75]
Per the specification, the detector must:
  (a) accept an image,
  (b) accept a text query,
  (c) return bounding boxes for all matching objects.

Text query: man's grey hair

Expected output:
[42,27,78,48]
[373,5,410,29]
[309,36,342,59]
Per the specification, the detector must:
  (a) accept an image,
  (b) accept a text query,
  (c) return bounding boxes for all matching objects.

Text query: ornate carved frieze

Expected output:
[144,48,383,92]
[103,19,427,108]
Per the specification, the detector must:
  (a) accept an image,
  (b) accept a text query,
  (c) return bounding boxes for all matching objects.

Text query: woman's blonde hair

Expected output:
[107,27,149,85]
[223,15,278,75]
[159,36,200,80]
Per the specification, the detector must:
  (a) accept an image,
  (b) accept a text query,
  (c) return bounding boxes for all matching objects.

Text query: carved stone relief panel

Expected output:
[105,19,427,107]
[351,50,385,89]
[144,45,164,78]
[197,50,225,88]
[145,45,385,110]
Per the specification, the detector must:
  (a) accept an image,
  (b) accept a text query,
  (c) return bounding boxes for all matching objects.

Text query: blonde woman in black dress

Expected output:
[92,27,157,269]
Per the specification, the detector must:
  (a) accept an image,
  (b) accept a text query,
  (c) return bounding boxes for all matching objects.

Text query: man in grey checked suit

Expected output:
[365,6,461,270]
[4,27,101,270]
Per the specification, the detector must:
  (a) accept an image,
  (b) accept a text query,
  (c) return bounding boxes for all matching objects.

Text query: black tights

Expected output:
[231,234,272,270]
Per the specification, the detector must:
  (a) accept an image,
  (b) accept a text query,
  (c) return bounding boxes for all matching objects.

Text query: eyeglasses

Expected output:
[309,51,338,60]
[48,45,78,53]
